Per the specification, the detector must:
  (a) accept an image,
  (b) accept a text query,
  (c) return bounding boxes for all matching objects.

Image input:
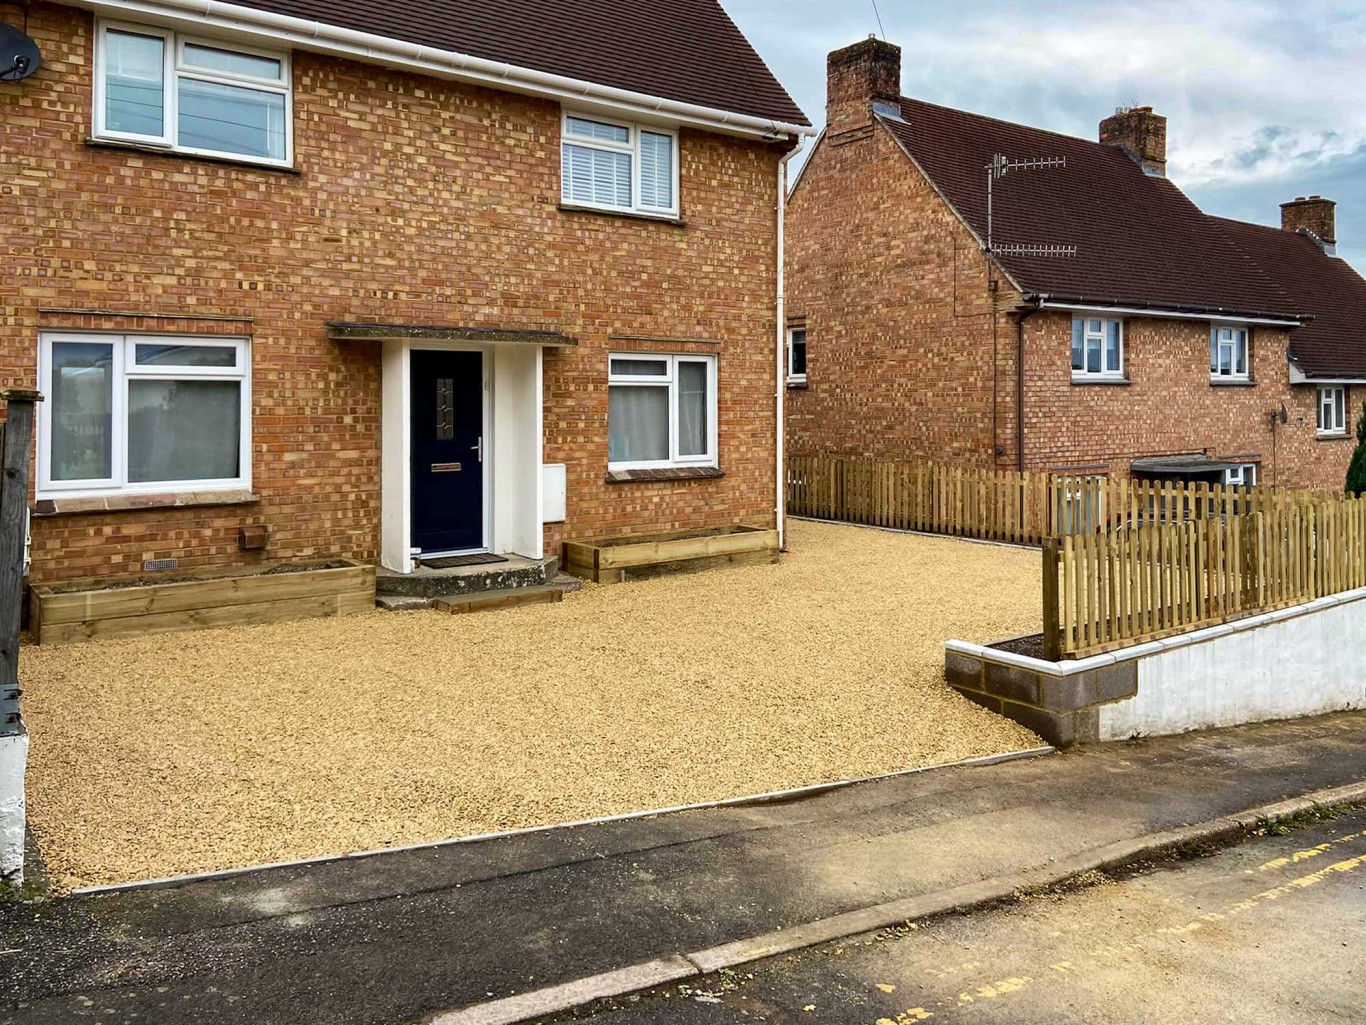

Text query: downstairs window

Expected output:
[608,354,716,470]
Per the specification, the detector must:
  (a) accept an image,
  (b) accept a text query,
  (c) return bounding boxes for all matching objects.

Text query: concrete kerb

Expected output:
[425,779,1366,1025]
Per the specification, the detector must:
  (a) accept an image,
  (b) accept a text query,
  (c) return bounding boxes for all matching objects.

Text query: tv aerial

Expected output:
[983,153,1075,258]
[0,20,41,83]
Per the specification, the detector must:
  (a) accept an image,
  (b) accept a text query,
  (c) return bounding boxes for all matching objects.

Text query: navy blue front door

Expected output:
[410,350,484,553]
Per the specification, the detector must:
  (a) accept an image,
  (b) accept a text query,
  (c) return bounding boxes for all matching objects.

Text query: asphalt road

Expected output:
[584,805,1366,1025]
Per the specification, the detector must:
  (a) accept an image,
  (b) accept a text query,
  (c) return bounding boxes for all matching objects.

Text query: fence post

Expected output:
[0,391,38,740]
[1042,538,1061,661]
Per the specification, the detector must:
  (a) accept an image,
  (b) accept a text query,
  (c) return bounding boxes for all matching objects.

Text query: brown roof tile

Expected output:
[1213,217,1366,380]
[880,98,1300,320]
[228,0,809,126]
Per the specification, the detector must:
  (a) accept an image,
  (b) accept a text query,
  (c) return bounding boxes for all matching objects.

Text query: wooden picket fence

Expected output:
[1047,494,1366,659]
[784,454,1340,544]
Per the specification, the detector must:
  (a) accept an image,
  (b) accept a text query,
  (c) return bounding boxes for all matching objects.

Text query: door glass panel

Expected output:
[609,385,668,462]
[677,362,709,457]
[50,342,115,481]
[105,30,165,137]
[436,378,454,440]
[128,379,241,482]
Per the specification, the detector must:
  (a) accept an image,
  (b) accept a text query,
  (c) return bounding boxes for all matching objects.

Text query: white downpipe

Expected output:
[72,0,816,141]
[775,143,803,550]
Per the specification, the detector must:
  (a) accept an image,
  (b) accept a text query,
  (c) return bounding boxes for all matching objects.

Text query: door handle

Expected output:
[472,437,483,463]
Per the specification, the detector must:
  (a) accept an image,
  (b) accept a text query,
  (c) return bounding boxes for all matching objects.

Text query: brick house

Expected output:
[0,0,813,587]
[786,38,1366,491]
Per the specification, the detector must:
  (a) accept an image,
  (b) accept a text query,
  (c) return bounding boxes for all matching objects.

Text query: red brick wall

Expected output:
[786,121,1358,493]
[1022,311,1359,489]
[785,124,1019,469]
[2,4,784,584]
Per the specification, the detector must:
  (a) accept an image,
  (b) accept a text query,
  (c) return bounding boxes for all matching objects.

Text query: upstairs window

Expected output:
[95,21,291,165]
[1317,385,1347,436]
[1210,325,1250,380]
[561,112,679,217]
[1071,317,1123,378]
[608,354,715,470]
[787,327,807,384]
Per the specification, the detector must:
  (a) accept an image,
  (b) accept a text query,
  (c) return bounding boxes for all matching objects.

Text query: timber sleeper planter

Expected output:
[30,560,376,645]
[563,525,780,584]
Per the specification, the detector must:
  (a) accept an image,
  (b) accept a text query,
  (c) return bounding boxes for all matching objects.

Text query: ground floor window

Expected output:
[608,353,717,470]
[1223,463,1257,487]
[1317,386,1347,436]
[38,332,250,497]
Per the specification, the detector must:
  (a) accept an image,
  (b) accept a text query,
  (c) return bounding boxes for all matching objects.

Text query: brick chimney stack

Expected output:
[1099,106,1167,177]
[826,37,902,136]
[1281,195,1336,252]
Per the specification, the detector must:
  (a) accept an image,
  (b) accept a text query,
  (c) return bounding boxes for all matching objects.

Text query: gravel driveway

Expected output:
[23,519,1042,889]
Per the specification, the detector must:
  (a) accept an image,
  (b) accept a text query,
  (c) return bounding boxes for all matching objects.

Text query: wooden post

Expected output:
[0,390,38,738]
[1042,538,1062,661]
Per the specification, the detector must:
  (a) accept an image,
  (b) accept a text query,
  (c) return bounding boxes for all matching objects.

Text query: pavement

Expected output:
[2,711,1365,1025]
[584,805,1366,1024]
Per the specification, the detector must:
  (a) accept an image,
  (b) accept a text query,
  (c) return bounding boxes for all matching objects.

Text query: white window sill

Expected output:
[787,376,808,388]
[1210,376,1255,386]
[1071,374,1129,385]
[33,488,260,517]
[557,203,685,226]
[1316,431,1350,440]
[85,136,300,175]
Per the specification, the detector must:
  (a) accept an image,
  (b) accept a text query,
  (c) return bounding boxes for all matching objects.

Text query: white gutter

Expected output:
[776,142,803,550]
[71,0,816,141]
[1037,300,1301,328]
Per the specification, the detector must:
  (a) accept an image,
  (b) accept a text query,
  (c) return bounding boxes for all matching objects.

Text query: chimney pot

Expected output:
[1099,106,1167,177]
[826,37,902,136]
[1281,195,1336,250]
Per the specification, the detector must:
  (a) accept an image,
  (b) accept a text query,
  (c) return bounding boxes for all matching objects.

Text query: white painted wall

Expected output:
[491,344,544,559]
[380,339,412,573]
[1100,593,1366,740]
[0,732,26,888]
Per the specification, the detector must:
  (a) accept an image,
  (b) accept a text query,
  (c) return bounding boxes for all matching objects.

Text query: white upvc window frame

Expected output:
[1210,323,1250,381]
[37,332,252,499]
[1071,316,1124,379]
[787,326,807,384]
[561,110,681,218]
[93,19,294,167]
[1317,385,1347,436]
[607,353,718,471]
[1223,463,1258,487]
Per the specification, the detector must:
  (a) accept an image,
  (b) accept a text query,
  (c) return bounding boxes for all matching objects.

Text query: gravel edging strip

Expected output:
[425,779,1366,1025]
[787,515,1040,551]
[70,746,1057,897]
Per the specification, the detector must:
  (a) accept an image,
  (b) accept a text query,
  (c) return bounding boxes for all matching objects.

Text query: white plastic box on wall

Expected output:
[542,464,567,524]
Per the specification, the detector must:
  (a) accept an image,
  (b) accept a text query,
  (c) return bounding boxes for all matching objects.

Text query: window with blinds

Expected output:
[561,112,679,217]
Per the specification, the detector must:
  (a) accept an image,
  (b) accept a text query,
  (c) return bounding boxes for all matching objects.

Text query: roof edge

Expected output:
[69,0,816,139]
[1035,297,1305,327]
[874,113,1027,295]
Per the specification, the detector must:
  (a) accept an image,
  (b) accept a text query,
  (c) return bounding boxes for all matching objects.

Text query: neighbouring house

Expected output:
[785,37,1366,491]
[1,0,812,589]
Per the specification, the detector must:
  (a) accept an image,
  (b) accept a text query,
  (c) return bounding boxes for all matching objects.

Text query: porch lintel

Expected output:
[327,322,577,346]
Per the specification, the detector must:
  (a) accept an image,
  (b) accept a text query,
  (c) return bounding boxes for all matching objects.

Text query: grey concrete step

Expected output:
[375,555,557,600]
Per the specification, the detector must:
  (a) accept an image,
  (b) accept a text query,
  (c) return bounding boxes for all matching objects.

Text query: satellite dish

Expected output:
[0,22,41,83]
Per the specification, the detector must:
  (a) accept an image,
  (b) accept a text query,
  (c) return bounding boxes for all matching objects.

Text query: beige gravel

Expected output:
[23,519,1042,889]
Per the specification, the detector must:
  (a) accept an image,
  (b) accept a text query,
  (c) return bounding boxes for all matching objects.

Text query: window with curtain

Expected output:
[1317,385,1347,436]
[608,354,716,469]
[562,112,679,216]
[1209,324,1250,380]
[96,21,291,165]
[1071,316,1123,378]
[39,333,250,497]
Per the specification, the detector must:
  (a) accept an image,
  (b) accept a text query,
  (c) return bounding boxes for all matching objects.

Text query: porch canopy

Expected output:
[1130,455,1242,476]
[327,322,578,346]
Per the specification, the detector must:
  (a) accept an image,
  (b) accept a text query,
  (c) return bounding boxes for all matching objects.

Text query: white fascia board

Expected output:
[1288,361,1366,385]
[70,0,816,141]
[1038,301,1300,328]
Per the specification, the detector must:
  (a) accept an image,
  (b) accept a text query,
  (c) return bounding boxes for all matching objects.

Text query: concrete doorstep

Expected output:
[428,779,1366,1025]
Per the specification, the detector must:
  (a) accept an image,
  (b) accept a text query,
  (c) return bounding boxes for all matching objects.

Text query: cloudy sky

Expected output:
[725,0,1366,268]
